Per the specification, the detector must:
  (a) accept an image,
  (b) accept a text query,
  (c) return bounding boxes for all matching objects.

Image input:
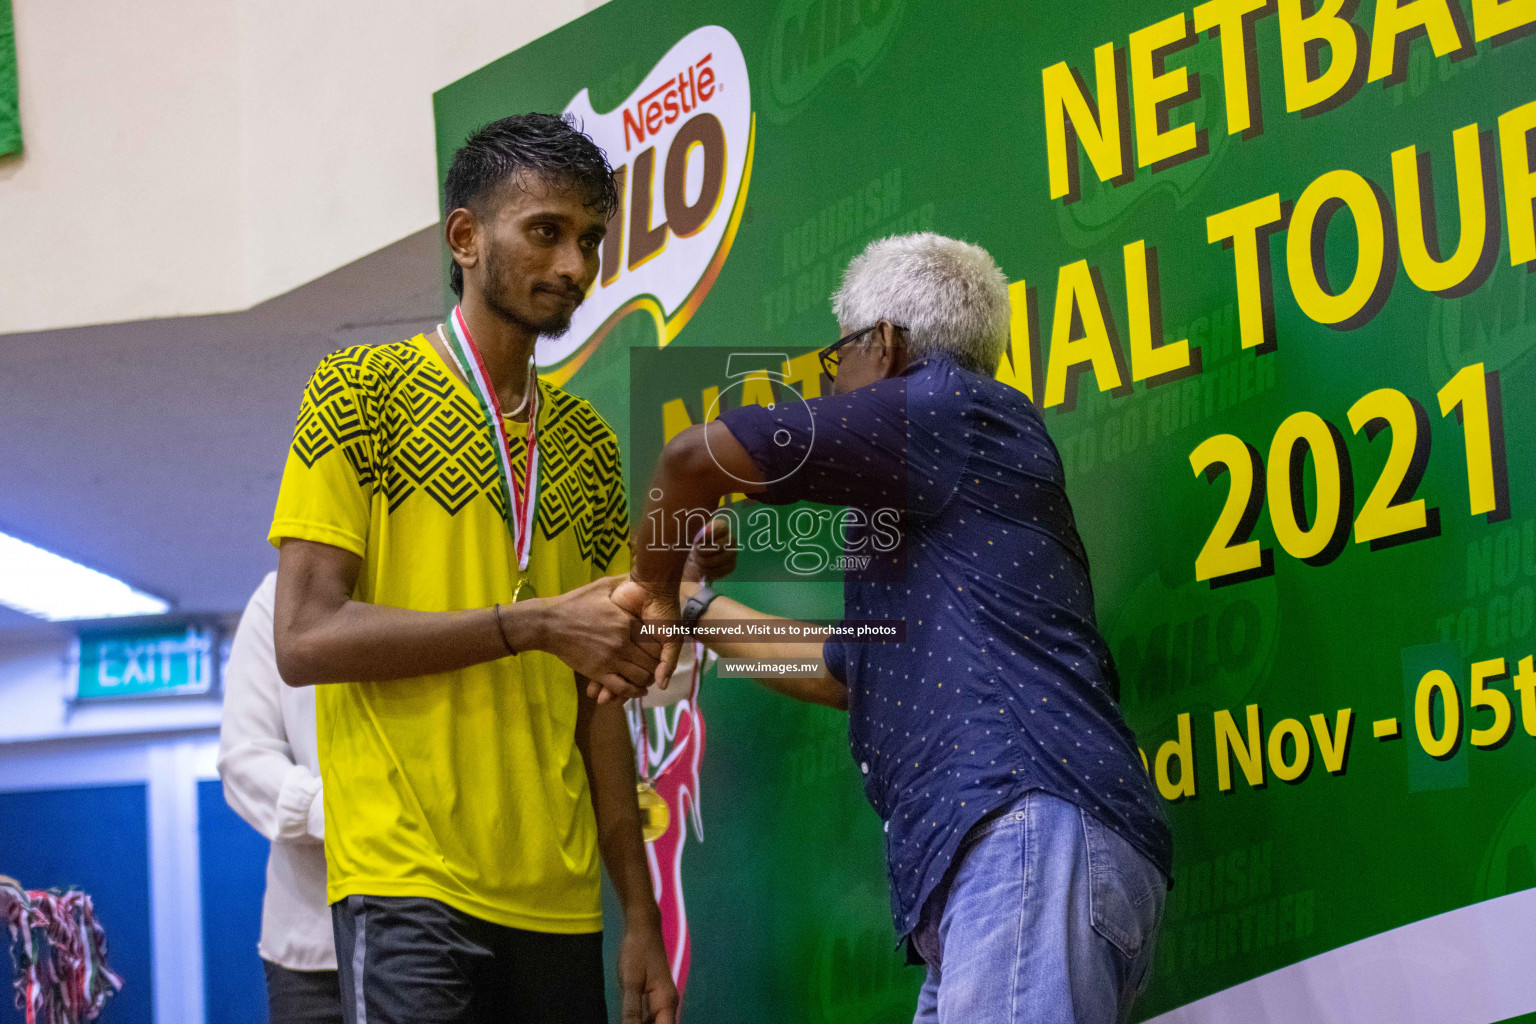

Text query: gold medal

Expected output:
[636,781,670,843]
[512,573,537,602]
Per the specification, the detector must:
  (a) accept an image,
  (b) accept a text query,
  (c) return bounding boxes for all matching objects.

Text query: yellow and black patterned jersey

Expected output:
[269,332,629,933]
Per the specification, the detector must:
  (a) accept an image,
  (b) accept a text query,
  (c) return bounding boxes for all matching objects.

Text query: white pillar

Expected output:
[147,740,206,1024]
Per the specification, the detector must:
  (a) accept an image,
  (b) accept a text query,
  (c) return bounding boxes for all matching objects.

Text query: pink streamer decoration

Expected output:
[1,884,122,1024]
[634,642,708,1012]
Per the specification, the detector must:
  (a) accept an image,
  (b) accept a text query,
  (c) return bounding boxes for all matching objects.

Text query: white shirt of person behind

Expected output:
[217,572,334,971]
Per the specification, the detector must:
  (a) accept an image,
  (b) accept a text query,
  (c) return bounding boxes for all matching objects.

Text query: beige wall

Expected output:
[1,0,243,333]
[0,0,603,335]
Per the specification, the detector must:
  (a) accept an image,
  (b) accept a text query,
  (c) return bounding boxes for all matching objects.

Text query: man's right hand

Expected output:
[607,579,682,702]
[534,575,660,702]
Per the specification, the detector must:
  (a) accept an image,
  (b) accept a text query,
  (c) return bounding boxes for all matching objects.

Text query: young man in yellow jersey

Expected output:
[269,114,676,1024]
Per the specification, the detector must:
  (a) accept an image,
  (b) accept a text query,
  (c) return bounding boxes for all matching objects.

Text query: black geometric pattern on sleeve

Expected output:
[291,339,628,564]
[290,347,377,486]
[532,387,628,568]
[590,434,629,573]
[379,362,501,518]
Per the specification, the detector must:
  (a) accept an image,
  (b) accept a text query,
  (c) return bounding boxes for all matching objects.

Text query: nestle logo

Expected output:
[546,25,751,376]
[623,54,718,152]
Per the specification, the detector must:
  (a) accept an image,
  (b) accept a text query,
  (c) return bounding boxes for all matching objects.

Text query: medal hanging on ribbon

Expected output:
[631,676,666,842]
[440,305,541,600]
[635,779,671,844]
[628,639,705,842]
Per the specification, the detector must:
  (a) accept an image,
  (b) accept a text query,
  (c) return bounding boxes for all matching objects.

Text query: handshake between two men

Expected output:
[266,107,1165,1024]
[563,516,738,706]
[558,514,848,714]
[267,198,1170,1024]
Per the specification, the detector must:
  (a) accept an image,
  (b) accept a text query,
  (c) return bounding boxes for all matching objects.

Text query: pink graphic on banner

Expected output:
[632,642,707,997]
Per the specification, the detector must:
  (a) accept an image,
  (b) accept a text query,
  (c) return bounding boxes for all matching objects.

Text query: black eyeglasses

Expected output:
[818,322,906,381]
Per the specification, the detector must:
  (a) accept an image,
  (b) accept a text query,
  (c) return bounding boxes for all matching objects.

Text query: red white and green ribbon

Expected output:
[1,881,124,1024]
[441,305,541,571]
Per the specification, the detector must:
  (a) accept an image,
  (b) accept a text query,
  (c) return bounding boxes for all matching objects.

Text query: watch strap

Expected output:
[681,584,718,626]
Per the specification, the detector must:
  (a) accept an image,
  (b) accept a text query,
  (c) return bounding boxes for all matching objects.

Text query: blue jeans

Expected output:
[909,792,1166,1024]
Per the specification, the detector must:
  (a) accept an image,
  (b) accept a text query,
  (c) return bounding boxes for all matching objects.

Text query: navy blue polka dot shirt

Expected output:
[719,353,1171,940]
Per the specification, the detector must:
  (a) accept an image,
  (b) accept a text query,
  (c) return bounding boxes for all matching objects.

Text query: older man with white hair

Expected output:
[618,233,1172,1023]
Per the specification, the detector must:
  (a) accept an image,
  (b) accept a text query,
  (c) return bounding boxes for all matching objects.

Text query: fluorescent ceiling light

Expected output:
[0,530,170,621]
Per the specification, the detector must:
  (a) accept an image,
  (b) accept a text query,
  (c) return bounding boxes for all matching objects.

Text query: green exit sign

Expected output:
[74,625,218,701]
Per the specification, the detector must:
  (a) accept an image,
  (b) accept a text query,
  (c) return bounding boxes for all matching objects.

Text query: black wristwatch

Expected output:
[681,583,719,627]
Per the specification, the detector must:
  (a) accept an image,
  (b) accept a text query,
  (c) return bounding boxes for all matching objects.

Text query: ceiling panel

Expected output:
[0,226,445,641]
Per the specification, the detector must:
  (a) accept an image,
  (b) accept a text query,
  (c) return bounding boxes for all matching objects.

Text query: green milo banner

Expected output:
[0,0,19,157]
[434,1,1536,1020]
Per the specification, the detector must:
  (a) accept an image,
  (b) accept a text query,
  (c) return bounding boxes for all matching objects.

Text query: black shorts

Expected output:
[332,895,607,1024]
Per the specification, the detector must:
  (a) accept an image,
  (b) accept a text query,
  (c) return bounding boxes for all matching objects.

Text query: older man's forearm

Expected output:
[676,580,809,660]
[633,423,764,598]
[679,582,848,710]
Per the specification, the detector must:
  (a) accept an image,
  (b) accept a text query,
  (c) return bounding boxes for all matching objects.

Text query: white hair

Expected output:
[831,233,1010,376]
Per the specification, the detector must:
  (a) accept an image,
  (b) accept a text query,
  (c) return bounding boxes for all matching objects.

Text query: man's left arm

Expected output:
[575,688,677,1024]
